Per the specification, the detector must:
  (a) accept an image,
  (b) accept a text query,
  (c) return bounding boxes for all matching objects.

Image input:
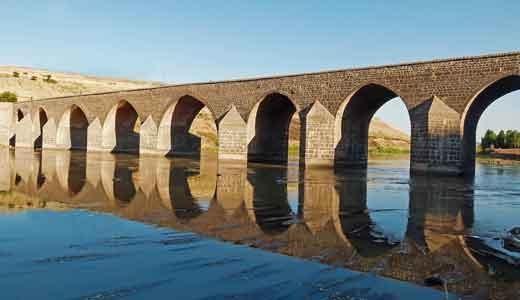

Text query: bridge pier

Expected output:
[299,101,335,167]
[217,106,247,161]
[410,97,463,175]
[0,103,13,147]
[86,118,103,151]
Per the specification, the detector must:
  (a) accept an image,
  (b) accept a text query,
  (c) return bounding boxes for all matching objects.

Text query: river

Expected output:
[0,149,519,299]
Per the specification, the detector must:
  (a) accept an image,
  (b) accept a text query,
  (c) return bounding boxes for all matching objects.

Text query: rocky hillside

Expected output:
[368,117,410,153]
[0,66,409,153]
[0,66,162,101]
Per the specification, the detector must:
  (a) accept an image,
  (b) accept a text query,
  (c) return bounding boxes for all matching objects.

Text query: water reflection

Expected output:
[1,148,519,298]
[247,165,295,235]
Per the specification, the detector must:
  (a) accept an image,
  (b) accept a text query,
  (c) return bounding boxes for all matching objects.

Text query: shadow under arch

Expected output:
[334,83,410,168]
[245,164,295,235]
[56,105,89,150]
[461,75,520,173]
[34,107,48,149]
[157,95,218,158]
[247,92,300,164]
[336,168,403,257]
[102,101,141,154]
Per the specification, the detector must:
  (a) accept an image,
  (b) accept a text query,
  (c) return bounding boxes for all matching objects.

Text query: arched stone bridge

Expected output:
[2,51,520,175]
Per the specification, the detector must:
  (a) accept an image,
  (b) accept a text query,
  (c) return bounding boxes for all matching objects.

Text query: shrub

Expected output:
[12,71,19,78]
[0,91,17,103]
[43,74,57,84]
[31,76,37,81]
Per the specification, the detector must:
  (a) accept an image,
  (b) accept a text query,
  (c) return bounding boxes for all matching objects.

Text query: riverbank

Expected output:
[477,149,520,165]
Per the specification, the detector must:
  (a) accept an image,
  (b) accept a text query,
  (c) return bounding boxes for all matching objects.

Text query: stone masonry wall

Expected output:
[4,51,520,175]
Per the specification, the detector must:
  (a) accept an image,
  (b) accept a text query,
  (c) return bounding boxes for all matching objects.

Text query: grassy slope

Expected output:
[0,66,162,101]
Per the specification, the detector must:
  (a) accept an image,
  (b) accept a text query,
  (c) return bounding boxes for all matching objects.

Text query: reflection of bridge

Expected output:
[1,52,520,175]
[1,148,487,284]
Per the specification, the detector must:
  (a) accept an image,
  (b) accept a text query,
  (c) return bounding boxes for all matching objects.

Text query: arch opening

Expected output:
[159,95,218,157]
[34,108,48,149]
[335,84,410,169]
[461,75,520,172]
[10,109,25,147]
[17,109,24,122]
[247,93,299,164]
[57,105,88,150]
[103,101,141,154]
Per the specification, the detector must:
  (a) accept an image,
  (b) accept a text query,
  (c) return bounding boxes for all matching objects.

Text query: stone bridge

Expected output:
[2,51,520,175]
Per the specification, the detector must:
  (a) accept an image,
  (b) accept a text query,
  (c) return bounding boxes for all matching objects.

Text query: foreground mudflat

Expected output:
[0,210,452,300]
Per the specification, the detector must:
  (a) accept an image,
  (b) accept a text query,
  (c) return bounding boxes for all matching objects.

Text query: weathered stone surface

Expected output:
[2,51,520,175]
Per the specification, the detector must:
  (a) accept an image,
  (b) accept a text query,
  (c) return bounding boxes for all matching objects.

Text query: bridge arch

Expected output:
[102,100,141,154]
[247,92,300,163]
[157,95,217,157]
[9,109,24,146]
[33,108,49,149]
[56,105,89,150]
[461,74,520,172]
[334,83,410,168]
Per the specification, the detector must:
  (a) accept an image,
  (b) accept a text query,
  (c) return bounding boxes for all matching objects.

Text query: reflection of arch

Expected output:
[55,151,87,197]
[102,101,141,154]
[157,95,217,157]
[246,165,294,235]
[407,175,474,253]
[335,83,410,168]
[101,154,138,204]
[336,169,401,257]
[156,158,216,220]
[34,108,48,149]
[247,93,299,163]
[461,75,520,172]
[56,105,88,150]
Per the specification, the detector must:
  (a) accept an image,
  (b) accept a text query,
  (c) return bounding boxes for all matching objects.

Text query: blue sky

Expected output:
[1,1,519,137]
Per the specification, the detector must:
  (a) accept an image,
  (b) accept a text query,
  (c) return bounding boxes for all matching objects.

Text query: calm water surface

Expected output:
[1,149,519,299]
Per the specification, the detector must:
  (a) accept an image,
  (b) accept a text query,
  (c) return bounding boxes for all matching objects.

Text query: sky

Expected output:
[1,1,519,138]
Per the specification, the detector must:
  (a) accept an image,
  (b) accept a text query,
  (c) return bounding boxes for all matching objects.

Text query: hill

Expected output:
[368,117,410,153]
[0,66,162,101]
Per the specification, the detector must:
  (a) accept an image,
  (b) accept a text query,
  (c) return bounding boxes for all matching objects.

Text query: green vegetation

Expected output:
[0,91,17,102]
[369,145,410,155]
[288,144,299,156]
[43,74,57,84]
[481,129,520,150]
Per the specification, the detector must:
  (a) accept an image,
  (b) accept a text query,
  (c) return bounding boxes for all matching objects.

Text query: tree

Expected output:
[0,91,17,103]
[514,131,520,148]
[496,130,506,149]
[481,129,497,150]
[505,130,516,148]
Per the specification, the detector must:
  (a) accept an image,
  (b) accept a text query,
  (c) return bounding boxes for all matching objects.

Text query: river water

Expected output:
[0,149,519,299]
